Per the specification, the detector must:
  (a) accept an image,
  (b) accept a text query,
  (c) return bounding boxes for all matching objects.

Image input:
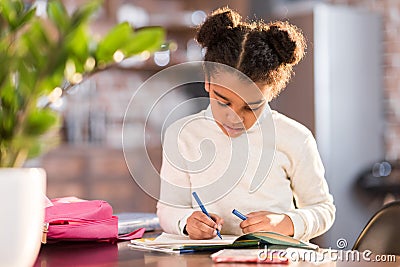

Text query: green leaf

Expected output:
[19,20,52,71]
[0,12,7,36]
[16,6,35,28]
[42,44,69,87]
[12,0,24,15]
[0,0,36,31]
[0,110,16,141]
[123,27,165,55]
[27,140,41,159]
[47,0,69,34]
[0,78,18,140]
[65,25,89,62]
[37,66,65,94]
[70,0,101,30]
[0,76,19,113]
[25,109,59,136]
[95,22,133,63]
[17,60,39,97]
[0,43,10,89]
[0,0,21,30]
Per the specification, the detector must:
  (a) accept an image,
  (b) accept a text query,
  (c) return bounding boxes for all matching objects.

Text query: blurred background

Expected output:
[36,0,400,247]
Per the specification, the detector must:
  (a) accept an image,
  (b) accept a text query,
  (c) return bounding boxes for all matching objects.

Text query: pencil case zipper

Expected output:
[42,216,118,243]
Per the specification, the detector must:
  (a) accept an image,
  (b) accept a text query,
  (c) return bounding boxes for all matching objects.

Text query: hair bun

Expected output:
[196,7,242,47]
[264,22,305,65]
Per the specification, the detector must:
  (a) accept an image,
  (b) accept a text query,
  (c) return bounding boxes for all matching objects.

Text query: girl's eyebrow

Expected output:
[213,89,266,106]
[213,90,230,101]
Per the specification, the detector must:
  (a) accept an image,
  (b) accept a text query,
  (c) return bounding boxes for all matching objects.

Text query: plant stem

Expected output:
[13,149,28,167]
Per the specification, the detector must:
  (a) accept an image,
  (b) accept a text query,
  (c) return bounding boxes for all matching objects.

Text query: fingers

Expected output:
[246,211,265,217]
[240,215,271,234]
[241,220,270,234]
[240,213,267,229]
[186,211,220,239]
[239,211,294,236]
[210,213,224,231]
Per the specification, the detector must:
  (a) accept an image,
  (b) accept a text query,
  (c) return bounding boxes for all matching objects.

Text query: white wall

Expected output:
[314,4,384,247]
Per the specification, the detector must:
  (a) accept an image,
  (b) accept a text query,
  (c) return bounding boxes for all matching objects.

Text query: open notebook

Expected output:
[128,231,318,254]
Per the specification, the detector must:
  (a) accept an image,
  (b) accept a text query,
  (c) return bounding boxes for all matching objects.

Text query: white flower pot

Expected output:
[0,168,46,267]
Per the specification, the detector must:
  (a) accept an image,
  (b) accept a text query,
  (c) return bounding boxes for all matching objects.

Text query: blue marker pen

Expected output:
[232,209,247,220]
[178,249,196,254]
[192,192,222,239]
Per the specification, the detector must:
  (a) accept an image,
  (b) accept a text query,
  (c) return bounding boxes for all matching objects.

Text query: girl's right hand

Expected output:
[185,211,224,239]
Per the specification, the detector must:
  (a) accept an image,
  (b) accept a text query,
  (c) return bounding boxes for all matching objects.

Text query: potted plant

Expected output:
[0,0,165,167]
[0,0,164,265]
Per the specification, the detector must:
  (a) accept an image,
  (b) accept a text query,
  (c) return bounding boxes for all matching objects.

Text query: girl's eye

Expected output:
[217,101,229,107]
[246,106,261,112]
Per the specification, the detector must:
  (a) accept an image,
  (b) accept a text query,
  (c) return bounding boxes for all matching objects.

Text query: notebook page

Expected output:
[132,232,237,246]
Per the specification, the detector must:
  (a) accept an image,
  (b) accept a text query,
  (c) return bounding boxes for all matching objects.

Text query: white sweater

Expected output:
[156,106,335,241]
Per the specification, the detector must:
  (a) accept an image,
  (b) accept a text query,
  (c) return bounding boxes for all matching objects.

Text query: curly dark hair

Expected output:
[196,7,306,99]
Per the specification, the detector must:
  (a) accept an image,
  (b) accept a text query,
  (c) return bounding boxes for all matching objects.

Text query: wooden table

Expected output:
[34,238,400,267]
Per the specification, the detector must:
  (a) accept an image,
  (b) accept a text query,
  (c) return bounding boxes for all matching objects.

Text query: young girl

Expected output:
[156,7,335,241]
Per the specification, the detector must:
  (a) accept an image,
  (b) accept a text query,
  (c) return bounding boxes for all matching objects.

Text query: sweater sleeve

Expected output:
[284,134,336,241]
[156,127,194,235]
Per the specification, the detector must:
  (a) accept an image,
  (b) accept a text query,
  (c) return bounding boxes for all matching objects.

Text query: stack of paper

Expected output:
[128,233,238,254]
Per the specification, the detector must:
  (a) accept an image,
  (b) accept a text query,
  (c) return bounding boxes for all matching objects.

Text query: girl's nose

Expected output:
[226,107,244,124]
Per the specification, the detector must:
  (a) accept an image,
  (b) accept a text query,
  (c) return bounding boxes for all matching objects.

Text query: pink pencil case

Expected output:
[42,197,144,243]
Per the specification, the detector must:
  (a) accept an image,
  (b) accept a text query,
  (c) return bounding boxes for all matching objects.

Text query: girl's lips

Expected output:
[223,124,245,136]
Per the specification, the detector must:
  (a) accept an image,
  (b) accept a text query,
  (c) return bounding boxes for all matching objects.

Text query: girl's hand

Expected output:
[239,211,294,236]
[185,211,224,239]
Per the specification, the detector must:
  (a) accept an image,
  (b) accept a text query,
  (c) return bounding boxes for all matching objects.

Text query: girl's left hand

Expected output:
[239,211,294,236]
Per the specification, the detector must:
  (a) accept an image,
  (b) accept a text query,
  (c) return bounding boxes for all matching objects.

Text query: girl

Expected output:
[156,7,335,241]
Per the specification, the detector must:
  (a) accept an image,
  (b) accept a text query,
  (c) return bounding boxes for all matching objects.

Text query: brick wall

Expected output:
[329,0,400,160]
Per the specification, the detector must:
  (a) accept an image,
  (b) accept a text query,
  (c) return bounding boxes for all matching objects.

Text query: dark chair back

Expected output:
[353,201,400,255]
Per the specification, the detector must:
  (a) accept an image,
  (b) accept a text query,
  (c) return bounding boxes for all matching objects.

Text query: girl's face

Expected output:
[205,74,270,138]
